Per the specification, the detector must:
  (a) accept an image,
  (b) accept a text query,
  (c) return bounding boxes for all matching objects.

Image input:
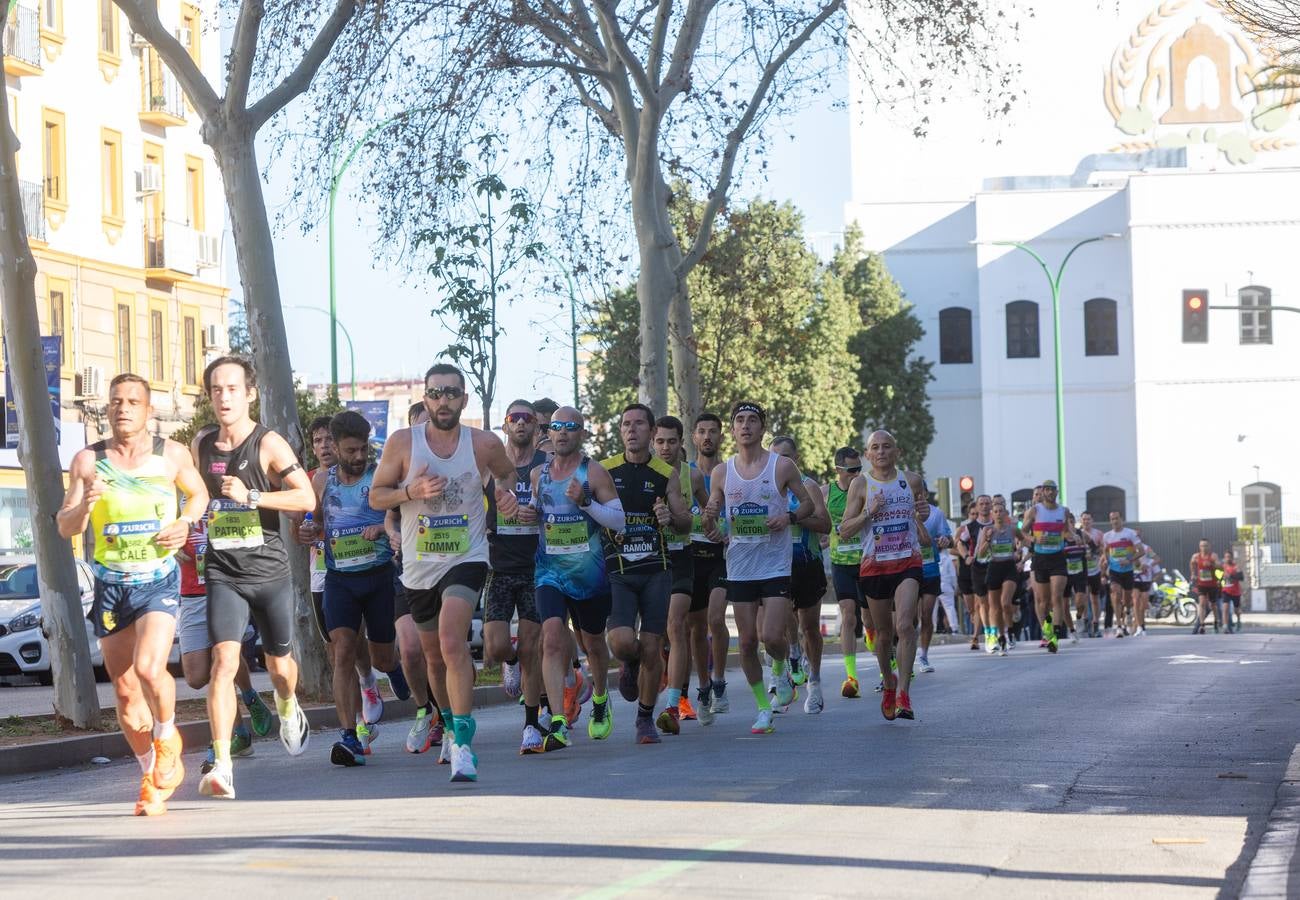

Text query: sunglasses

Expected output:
[505,412,535,424]
[836,464,862,473]
[549,421,582,432]
[425,386,465,400]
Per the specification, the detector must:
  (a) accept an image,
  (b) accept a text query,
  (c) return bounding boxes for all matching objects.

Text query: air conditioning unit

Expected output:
[202,324,222,350]
[76,366,104,400]
[137,164,162,196]
[196,233,220,268]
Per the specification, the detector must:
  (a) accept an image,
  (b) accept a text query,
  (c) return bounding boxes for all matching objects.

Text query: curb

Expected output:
[0,684,516,779]
[1241,743,1300,898]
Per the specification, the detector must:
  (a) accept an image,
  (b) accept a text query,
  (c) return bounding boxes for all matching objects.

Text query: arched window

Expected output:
[1006,300,1039,359]
[1084,297,1118,356]
[1239,285,1272,345]
[1242,481,1281,526]
[938,306,973,364]
[1085,485,1127,520]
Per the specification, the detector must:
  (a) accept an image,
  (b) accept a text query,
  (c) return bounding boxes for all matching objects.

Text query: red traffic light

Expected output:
[958,475,975,492]
[1187,295,1204,310]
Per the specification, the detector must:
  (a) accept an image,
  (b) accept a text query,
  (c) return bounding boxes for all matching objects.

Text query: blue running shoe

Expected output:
[330,730,366,767]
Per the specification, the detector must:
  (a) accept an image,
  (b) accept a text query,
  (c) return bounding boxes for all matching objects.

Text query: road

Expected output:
[2,630,1296,898]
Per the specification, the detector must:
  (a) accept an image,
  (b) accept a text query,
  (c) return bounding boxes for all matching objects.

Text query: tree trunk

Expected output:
[210,133,331,699]
[667,268,701,451]
[630,170,676,415]
[0,52,99,727]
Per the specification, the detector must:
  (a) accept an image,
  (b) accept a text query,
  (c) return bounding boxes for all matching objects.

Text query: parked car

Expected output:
[0,554,179,685]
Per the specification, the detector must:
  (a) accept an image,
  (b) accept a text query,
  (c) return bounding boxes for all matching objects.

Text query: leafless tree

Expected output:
[1225,1,1300,109]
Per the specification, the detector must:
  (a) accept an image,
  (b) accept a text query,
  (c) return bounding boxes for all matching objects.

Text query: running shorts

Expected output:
[920,576,941,598]
[485,571,540,624]
[728,577,791,604]
[535,584,611,635]
[1032,553,1068,583]
[970,562,989,595]
[691,555,726,613]
[91,570,180,639]
[985,560,1018,592]
[207,575,295,656]
[791,558,827,611]
[1108,570,1135,591]
[832,563,863,604]
[669,549,695,599]
[405,562,489,632]
[859,566,923,603]
[608,569,671,635]
[324,564,397,644]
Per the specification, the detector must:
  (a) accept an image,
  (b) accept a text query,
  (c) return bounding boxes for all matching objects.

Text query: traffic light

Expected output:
[959,474,975,513]
[1182,289,1208,343]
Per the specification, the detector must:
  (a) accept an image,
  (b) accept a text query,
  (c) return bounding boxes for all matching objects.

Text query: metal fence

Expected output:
[19,179,44,242]
[1128,517,1238,574]
[4,5,41,70]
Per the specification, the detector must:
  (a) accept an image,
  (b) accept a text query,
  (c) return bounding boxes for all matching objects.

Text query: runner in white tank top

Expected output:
[838,430,931,723]
[369,364,522,784]
[701,401,816,735]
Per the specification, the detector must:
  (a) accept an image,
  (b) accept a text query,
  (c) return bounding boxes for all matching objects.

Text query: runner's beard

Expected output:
[341,459,367,477]
[432,408,461,431]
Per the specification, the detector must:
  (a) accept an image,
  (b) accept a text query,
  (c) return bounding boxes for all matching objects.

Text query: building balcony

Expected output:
[139,48,185,127]
[4,5,42,77]
[145,219,200,282]
[20,179,45,243]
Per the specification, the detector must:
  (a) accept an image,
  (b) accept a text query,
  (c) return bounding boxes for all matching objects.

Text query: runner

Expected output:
[771,437,831,713]
[533,397,559,453]
[485,400,548,753]
[691,413,730,720]
[528,405,618,750]
[1134,545,1156,636]
[296,410,399,767]
[977,500,1019,656]
[954,502,981,651]
[837,430,932,721]
[1189,539,1222,635]
[915,485,953,671]
[1062,513,1086,644]
[1221,550,1243,633]
[1101,511,1145,638]
[825,447,865,698]
[1078,512,1105,638]
[701,402,816,734]
[957,495,995,653]
[57,373,209,815]
[1020,479,1077,653]
[654,416,711,734]
[368,362,522,782]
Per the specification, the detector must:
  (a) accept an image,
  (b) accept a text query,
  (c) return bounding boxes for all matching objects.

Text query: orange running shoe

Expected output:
[880,674,897,721]
[134,773,166,816]
[678,695,697,721]
[563,669,585,727]
[152,731,184,794]
[895,690,914,720]
[840,676,861,699]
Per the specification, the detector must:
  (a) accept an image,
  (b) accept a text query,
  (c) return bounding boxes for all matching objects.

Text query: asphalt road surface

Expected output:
[2,630,1296,898]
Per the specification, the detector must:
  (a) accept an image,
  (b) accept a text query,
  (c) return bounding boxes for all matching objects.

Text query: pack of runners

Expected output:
[58,358,1246,815]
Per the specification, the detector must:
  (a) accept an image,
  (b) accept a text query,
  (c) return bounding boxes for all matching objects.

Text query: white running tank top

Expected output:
[722,450,791,582]
[398,424,489,590]
[859,470,921,577]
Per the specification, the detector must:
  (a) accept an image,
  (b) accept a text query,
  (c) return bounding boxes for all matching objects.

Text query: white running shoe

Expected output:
[919,655,935,674]
[198,763,236,800]
[449,743,478,782]
[437,734,454,765]
[519,725,544,754]
[356,720,379,755]
[999,646,1008,657]
[803,682,824,714]
[278,701,310,757]
[773,668,795,708]
[1070,630,1080,645]
[406,707,434,754]
[697,692,716,726]
[359,677,384,724]
[751,708,775,734]
[1135,627,1147,637]
[501,659,522,699]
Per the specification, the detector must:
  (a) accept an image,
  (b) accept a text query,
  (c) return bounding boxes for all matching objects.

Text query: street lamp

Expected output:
[539,247,581,407]
[979,233,1121,502]
[284,304,356,399]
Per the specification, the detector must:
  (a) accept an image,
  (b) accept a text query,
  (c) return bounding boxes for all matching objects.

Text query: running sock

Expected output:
[420,701,434,716]
[452,714,475,747]
[539,693,550,714]
[844,653,858,680]
[666,687,682,708]
[213,739,231,766]
[440,708,454,735]
[136,747,156,774]
[771,659,786,677]
[153,717,176,740]
[525,704,540,730]
[274,692,297,719]
[636,701,654,721]
[359,669,378,690]
[749,681,772,711]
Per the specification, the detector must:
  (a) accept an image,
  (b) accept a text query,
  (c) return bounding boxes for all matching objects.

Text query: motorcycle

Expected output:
[1149,568,1198,626]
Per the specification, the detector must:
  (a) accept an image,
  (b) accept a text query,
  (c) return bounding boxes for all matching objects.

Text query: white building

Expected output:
[846,0,1300,528]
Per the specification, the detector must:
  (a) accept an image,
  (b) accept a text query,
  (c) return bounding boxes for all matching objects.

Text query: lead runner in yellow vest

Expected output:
[58,373,209,817]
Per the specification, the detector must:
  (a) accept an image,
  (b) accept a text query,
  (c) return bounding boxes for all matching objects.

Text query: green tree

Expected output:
[835,226,935,473]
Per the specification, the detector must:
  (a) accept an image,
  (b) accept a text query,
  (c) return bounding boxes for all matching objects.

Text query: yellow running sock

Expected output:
[844,653,858,680]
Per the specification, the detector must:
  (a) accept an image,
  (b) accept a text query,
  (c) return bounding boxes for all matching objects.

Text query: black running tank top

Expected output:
[198,424,288,583]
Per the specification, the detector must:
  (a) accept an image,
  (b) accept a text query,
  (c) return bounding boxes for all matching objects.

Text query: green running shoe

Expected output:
[587,700,613,741]
[231,725,255,758]
[246,691,274,737]
[543,723,571,752]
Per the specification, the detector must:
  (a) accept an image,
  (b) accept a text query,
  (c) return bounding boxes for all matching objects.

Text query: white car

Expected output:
[0,555,179,685]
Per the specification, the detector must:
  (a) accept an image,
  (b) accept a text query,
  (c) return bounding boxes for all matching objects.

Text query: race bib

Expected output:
[313,541,326,572]
[100,519,165,571]
[870,521,912,562]
[497,490,539,536]
[544,512,590,556]
[195,542,207,586]
[991,540,1015,559]
[690,509,726,543]
[616,512,659,561]
[1067,555,1084,575]
[920,544,936,565]
[829,527,863,565]
[415,514,470,560]
[329,525,378,571]
[208,500,264,550]
[729,503,769,543]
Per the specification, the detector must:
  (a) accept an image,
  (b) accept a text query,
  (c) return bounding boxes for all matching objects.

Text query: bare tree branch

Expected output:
[645,0,674,86]
[661,0,719,100]
[592,0,658,107]
[226,0,265,113]
[521,0,608,68]
[567,69,622,133]
[112,0,220,119]
[248,0,359,129]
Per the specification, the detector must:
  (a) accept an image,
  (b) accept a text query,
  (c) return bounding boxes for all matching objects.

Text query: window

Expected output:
[144,143,164,266]
[938,306,973,364]
[181,306,199,389]
[116,297,133,372]
[1084,297,1118,356]
[46,276,71,375]
[1242,481,1281,527]
[1006,300,1040,359]
[148,298,168,384]
[1010,488,1034,519]
[180,4,200,64]
[1085,485,1127,521]
[41,0,60,33]
[41,108,66,207]
[185,155,204,230]
[1239,285,1272,345]
[98,0,118,55]
[100,128,123,222]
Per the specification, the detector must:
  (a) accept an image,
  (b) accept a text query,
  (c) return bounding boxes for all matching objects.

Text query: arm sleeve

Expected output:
[584,497,625,532]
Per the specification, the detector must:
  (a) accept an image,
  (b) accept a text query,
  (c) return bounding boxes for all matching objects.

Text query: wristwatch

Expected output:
[247,489,262,510]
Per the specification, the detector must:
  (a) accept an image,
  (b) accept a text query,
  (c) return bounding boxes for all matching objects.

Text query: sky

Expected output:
[244,71,851,417]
